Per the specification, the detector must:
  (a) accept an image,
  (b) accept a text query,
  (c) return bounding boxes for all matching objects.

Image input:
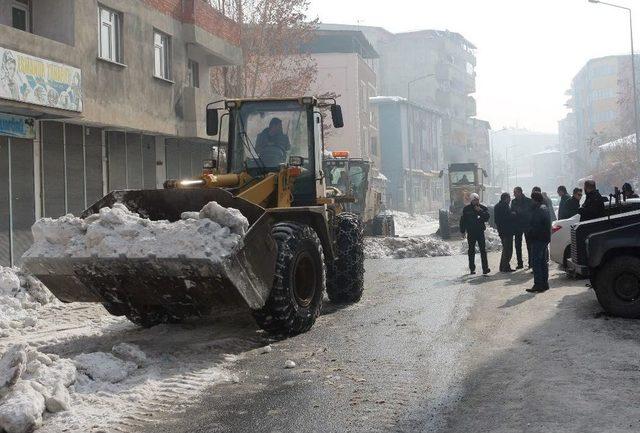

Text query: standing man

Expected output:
[459,193,491,276]
[557,186,571,219]
[563,188,582,218]
[510,187,532,270]
[532,186,556,222]
[494,192,516,273]
[526,192,551,293]
[622,183,639,199]
[578,180,606,221]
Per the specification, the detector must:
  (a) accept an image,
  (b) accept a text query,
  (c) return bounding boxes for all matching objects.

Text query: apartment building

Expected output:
[0,0,242,266]
[301,30,380,167]
[565,55,639,180]
[371,96,444,213]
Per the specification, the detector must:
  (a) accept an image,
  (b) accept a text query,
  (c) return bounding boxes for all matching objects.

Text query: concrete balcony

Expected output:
[466,96,477,117]
[181,0,243,66]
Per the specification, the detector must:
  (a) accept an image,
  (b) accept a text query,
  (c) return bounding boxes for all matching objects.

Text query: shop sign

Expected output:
[0,46,82,112]
[0,113,35,139]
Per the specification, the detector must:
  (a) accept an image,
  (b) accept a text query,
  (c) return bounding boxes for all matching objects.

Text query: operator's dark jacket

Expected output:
[510,196,533,233]
[578,189,606,221]
[528,204,552,243]
[459,204,490,237]
[494,201,515,237]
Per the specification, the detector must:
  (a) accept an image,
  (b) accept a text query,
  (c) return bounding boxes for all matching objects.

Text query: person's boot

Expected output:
[516,264,524,270]
[483,269,491,276]
[526,284,540,293]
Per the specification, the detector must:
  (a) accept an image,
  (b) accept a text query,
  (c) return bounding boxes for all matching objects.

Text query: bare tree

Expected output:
[212,0,318,99]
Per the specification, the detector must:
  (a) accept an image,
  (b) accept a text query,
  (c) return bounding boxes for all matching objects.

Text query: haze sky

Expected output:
[308,0,638,134]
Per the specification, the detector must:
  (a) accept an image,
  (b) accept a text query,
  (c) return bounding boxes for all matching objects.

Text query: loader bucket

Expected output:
[22,189,278,317]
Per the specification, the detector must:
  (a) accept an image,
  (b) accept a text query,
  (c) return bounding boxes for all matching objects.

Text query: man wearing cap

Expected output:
[459,193,491,275]
[255,118,291,167]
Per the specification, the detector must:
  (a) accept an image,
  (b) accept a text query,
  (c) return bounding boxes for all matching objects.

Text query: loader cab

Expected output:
[208,97,342,206]
[324,154,370,215]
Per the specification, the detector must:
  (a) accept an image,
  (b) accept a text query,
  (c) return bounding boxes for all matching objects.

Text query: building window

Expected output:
[99,5,123,63]
[12,0,31,32]
[371,136,378,156]
[188,60,200,88]
[154,30,172,80]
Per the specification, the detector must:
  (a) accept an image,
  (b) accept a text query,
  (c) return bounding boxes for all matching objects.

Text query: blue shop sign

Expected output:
[0,113,35,139]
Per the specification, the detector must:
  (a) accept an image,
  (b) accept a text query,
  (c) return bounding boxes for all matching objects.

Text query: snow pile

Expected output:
[392,211,439,237]
[25,202,249,261]
[0,345,76,433]
[365,236,453,259]
[0,342,150,433]
[0,267,54,335]
[459,228,503,253]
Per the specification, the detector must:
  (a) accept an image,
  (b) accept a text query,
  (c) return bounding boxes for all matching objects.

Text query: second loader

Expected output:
[23,97,365,336]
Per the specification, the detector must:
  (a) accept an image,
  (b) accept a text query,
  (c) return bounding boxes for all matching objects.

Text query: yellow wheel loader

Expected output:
[23,97,365,335]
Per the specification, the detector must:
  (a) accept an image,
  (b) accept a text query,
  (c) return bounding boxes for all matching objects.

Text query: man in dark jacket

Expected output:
[532,186,556,221]
[622,183,639,199]
[494,192,516,273]
[578,180,606,221]
[459,193,491,275]
[526,192,552,293]
[510,187,532,269]
[562,188,582,219]
[557,186,571,219]
[255,118,291,167]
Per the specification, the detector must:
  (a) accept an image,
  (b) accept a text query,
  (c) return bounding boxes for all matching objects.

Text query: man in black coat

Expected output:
[494,192,516,273]
[557,186,571,220]
[562,188,582,219]
[459,193,491,275]
[578,180,606,221]
[526,192,552,293]
[510,187,532,269]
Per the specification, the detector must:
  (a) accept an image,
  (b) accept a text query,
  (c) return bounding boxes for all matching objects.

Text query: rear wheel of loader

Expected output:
[385,215,396,237]
[326,213,365,303]
[253,222,326,336]
[438,209,450,239]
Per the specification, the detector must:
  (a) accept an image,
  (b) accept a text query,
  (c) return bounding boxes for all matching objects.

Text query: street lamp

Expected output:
[589,0,640,163]
[406,74,436,214]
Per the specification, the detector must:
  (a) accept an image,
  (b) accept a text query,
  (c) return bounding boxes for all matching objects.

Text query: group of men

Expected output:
[460,180,639,294]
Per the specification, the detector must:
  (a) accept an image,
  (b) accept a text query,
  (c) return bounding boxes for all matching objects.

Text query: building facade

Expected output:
[371,97,444,213]
[302,30,380,167]
[0,0,242,266]
[565,55,640,180]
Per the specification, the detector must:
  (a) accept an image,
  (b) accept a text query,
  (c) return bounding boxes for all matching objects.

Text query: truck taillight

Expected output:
[552,225,562,234]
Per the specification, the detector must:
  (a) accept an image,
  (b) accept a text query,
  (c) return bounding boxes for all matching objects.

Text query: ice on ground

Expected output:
[392,211,439,237]
[112,343,147,367]
[73,352,137,384]
[25,201,249,262]
[365,236,453,259]
[0,345,77,433]
[0,381,45,433]
[0,268,54,335]
[284,360,296,369]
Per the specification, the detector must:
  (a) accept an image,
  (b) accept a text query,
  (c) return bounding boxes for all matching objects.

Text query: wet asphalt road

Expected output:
[146,254,482,433]
[142,254,640,433]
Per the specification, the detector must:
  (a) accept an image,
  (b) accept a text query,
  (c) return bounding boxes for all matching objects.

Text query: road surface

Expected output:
[138,253,640,433]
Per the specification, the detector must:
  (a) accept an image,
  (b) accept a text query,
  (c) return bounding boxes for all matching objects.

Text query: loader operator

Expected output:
[255,117,291,167]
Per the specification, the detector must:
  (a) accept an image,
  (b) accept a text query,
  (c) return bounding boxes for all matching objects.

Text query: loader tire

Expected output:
[327,213,365,303]
[386,215,396,237]
[594,255,640,319]
[253,222,326,336]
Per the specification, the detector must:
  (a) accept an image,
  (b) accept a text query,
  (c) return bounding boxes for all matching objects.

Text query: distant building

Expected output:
[371,97,444,212]
[558,112,579,186]
[0,0,242,266]
[318,24,490,170]
[565,55,640,179]
[490,128,559,193]
[302,30,380,167]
